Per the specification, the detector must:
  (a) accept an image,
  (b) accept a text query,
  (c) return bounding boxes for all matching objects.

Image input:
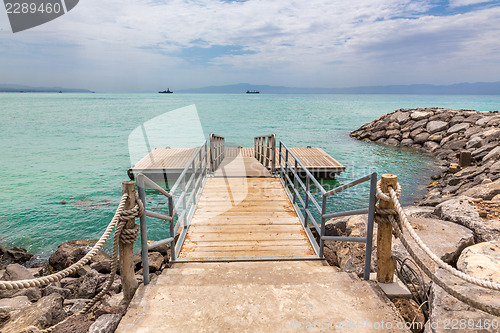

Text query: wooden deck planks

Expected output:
[178,176,315,259]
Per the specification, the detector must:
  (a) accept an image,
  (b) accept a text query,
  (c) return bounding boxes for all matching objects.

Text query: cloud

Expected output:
[449,0,493,8]
[1,0,500,90]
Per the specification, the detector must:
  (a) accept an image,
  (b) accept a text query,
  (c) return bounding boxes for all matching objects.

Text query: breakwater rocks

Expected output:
[351,108,500,205]
[0,240,170,332]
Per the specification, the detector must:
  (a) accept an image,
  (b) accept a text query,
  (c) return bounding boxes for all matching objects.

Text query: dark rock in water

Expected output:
[49,240,94,272]
[60,200,67,205]
[5,247,33,264]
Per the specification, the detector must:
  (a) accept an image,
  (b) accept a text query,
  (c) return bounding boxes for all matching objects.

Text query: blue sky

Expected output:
[0,0,499,92]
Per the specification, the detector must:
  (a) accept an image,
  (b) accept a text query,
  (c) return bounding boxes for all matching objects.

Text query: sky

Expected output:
[0,0,499,92]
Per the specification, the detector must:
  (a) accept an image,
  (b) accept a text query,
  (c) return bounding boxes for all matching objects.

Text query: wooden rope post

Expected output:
[376,174,397,283]
[121,181,139,301]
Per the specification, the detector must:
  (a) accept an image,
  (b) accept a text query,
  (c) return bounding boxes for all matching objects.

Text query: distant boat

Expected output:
[159,88,173,94]
[246,90,260,94]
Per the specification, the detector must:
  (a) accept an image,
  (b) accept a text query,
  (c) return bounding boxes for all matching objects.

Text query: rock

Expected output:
[483,146,500,162]
[410,127,424,139]
[1,293,66,333]
[482,127,500,142]
[439,133,457,147]
[385,138,400,146]
[471,141,497,159]
[465,136,483,149]
[410,119,428,131]
[0,309,10,325]
[370,130,385,141]
[0,295,31,312]
[490,160,500,174]
[0,264,42,301]
[422,141,439,152]
[413,132,430,144]
[392,216,474,277]
[44,285,72,299]
[401,139,413,146]
[49,240,90,272]
[411,111,432,121]
[147,252,164,273]
[5,247,33,264]
[68,299,89,314]
[426,120,448,134]
[51,314,94,333]
[90,251,112,265]
[392,298,425,333]
[89,314,122,333]
[462,178,500,200]
[457,240,500,282]
[77,269,101,299]
[90,260,112,274]
[396,112,410,124]
[428,133,442,143]
[447,122,470,134]
[426,269,500,333]
[435,196,500,242]
[441,138,467,151]
[475,116,493,126]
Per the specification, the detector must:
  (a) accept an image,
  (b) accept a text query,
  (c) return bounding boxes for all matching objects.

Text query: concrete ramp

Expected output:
[117,261,408,332]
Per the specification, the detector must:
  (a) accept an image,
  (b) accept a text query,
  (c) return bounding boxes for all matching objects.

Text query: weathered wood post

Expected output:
[121,181,139,301]
[459,150,472,168]
[376,174,397,283]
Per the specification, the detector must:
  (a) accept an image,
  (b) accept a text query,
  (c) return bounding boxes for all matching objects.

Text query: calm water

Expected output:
[1,93,499,257]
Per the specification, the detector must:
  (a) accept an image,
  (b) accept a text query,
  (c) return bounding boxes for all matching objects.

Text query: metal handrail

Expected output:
[136,140,208,285]
[209,134,225,172]
[254,134,276,174]
[277,140,377,280]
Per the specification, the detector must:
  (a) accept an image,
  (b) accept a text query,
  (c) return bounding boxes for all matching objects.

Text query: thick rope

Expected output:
[386,210,500,317]
[0,194,129,291]
[379,182,500,292]
[39,193,143,333]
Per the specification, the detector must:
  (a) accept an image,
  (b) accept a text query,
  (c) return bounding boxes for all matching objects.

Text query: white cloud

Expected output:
[1,0,500,90]
[449,0,492,8]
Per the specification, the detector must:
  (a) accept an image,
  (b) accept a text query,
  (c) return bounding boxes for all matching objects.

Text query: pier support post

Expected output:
[376,174,397,283]
[121,181,139,302]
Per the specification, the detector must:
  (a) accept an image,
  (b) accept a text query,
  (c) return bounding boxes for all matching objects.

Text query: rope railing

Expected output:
[2,186,144,332]
[374,175,500,317]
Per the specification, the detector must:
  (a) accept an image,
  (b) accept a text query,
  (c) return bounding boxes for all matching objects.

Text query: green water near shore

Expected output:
[1,93,499,257]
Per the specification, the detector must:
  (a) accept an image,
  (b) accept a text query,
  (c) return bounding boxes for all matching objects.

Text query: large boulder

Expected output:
[51,314,94,333]
[0,264,42,301]
[4,247,33,264]
[1,293,66,333]
[77,269,104,299]
[89,314,122,333]
[447,123,470,134]
[0,295,31,312]
[425,242,500,333]
[434,196,500,242]
[49,240,92,272]
[426,121,448,134]
[462,178,500,200]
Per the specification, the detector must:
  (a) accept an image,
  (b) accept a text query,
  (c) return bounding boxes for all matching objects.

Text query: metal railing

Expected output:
[254,134,276,174]
[209,133,225,172]
[136,141,208,284]
[278,141,377,280]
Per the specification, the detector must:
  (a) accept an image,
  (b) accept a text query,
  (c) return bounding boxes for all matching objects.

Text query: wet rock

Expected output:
[370,130,385,141]
[89,314,122,333]
[423,141,439,152]
[5,247,33,264]
[1,293,66,333]
[413,132,430,144]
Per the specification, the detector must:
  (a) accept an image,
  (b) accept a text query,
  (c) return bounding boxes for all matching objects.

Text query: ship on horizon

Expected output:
[159,88,173,94]
[246,90,260,94]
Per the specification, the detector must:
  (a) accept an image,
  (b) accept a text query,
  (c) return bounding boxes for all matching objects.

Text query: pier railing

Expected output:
[137,141,208,284]
[209,134,225,172]
[278,141,377,280]
[254,134,276,175]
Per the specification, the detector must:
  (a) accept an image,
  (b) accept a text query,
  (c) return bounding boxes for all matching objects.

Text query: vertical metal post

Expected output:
[271,135,276,175]
[137,175,150,285]
[285,148,289,182]
[204,141,208,177]
[293,160,298,204]
[169,197,176,262]
[182,175,187,228]
[304,175,310,228]
[320,195,327,258]
[363,172,377,281]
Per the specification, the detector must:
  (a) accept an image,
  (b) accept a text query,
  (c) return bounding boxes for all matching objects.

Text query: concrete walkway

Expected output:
[117,261,408,332]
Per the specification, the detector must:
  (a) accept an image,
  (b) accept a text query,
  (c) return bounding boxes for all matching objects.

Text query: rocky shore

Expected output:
[0,240,170,333]
[323,107,500,332]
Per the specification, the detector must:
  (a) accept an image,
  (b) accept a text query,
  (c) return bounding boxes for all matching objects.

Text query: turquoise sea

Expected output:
[1,93,499,258]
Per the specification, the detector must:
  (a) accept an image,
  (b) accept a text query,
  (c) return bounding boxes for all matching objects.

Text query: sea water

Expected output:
[1,93,499,257]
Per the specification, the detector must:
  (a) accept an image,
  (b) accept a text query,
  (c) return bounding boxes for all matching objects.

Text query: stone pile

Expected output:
[0,240,171,333]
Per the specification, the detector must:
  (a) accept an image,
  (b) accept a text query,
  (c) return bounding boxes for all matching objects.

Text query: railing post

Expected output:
[363,172,377,281]
[320,195,327,258]
[376,174,397,283]
[304,176,310,228]
[136,176,150,285]
[121,181,139,301]
[271,135,276,175]
[293,160,298,204]
[169,197,176,262]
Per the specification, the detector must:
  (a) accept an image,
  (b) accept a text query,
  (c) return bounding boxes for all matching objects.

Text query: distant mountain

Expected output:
[0,84,93,93]
[177,82,500,95]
